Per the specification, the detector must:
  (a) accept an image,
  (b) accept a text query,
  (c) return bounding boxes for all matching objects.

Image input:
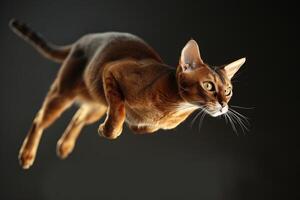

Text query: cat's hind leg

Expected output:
[19,84,75,169]
[98,71,126,140]
[19,51,87,169]
[56,104,107,159]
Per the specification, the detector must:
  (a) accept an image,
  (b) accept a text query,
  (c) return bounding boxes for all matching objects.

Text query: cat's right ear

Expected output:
[179,39,204,72]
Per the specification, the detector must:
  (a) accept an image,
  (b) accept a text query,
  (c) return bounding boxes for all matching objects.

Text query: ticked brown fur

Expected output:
[10,19,246,169]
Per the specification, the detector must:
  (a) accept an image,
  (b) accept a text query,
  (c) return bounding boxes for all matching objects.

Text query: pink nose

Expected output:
[220,101,227,108]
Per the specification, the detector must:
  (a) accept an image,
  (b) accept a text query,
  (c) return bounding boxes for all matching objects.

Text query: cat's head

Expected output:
[176,39,246,117]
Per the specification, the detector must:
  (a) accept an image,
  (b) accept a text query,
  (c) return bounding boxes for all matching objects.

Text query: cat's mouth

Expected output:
[205,105,228,117]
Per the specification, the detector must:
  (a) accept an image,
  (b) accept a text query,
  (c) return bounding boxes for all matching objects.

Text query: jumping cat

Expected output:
[9,19,246,169]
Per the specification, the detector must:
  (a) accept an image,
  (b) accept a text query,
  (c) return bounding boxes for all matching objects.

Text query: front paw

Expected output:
[98,123,122,140]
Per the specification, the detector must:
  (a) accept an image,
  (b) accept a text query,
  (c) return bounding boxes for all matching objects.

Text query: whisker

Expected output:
[198,106,207,132]
[231,105,256,110]
[228,110,249,134]
[229,109,250,133]
[198,111,207,132]
[225,113,238,135]
[190,109,205,127]
[229,108,250,125]
[223,114,228,124]
[234,113,249,131]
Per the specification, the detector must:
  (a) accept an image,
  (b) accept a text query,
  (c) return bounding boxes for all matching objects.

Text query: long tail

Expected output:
[9,19,71,63]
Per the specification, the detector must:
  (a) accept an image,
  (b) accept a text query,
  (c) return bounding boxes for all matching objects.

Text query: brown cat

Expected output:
[10,19,246,169]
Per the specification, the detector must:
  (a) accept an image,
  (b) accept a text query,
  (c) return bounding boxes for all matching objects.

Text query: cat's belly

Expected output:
[124,109,160,133]
[125,106,194,134]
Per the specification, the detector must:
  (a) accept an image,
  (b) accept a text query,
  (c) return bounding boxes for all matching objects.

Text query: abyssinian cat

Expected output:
[10,19,246,169]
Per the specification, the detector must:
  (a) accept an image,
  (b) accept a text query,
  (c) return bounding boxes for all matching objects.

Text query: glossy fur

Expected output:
[9,19,245,169]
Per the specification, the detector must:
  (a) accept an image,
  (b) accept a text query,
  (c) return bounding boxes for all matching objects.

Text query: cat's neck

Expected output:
[154,64,197,112]
[137,58,198,113]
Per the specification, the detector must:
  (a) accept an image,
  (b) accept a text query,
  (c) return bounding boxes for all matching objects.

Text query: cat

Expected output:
[9,19,246,169]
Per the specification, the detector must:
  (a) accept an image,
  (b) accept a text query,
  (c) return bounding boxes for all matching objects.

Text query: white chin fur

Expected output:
[208,105,228,117]
[210,112,223,117]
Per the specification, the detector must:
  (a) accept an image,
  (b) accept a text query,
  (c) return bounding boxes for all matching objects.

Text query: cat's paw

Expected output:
[56,140,74,159]
[98,123,122,140]
[19,148,35,169]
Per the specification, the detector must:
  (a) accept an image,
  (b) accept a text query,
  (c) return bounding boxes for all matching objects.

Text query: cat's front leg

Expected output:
[98,71,125,139]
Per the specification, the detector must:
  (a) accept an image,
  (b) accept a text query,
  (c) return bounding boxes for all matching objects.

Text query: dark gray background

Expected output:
[0,0,298,199]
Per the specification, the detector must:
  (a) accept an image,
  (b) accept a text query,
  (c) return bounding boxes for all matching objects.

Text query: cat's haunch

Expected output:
[10,19,246,169]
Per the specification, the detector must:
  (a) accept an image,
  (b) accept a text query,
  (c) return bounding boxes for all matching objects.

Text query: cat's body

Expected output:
[10,19,245,169]
[50,32,194,132]
[77,33,194,130]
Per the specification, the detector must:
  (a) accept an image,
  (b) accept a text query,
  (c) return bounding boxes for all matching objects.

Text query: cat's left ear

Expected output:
[179,39,204,72]
[222,58,246,79]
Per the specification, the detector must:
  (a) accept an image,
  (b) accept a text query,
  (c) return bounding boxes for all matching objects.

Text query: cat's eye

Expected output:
[225,87,232,96]
[203,81,215,91]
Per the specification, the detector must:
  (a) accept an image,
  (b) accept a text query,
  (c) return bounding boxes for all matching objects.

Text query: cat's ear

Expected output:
[223,58,246,79]
[179,39,204,72]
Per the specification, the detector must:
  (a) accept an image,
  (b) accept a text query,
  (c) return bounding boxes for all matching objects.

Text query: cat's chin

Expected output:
[209,112,223,117]
[207,109,228,117]
[205,105,229,117]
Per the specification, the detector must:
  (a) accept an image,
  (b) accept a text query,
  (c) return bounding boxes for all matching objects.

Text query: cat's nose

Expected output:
[219,102,227,112]
[220,101,226,108]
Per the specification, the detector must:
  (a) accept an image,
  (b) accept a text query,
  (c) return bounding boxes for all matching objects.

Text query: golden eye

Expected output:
[225,87,232,96]
[203,81,215,91]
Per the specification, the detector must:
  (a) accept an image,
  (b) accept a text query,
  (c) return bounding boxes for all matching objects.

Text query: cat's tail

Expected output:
[9,19,71,63]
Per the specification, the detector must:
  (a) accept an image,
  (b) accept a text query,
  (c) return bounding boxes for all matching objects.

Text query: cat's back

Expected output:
[75,32,164,103]
[76,32,162,63]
